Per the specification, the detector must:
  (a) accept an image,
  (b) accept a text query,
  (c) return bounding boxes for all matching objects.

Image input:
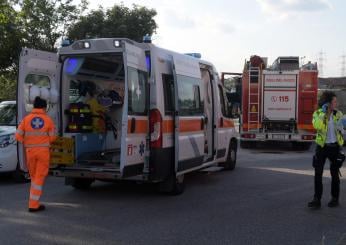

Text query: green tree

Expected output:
[18,0,88,51]
[67,4,157,42]
[0,0,22,71]
[0,71,17,101]
[0,0,88,100]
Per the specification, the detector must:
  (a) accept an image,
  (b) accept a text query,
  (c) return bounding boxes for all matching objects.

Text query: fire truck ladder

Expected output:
[248,67,260,132]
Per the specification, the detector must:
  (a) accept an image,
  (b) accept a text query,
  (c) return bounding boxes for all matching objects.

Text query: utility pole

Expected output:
[318,51,325,77]
[341,54,346,77]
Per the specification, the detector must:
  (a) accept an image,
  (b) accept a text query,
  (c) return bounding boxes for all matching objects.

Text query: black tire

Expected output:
[221,141,237,171]
[158,174,185,195]
[240,140,256,149]
[70,178,94,190]
[12,163,30,183]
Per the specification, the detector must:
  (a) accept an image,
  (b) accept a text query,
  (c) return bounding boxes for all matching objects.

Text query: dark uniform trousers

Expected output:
[313,143,340,200]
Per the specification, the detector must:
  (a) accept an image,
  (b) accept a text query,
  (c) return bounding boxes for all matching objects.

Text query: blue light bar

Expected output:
[64,57,84,75]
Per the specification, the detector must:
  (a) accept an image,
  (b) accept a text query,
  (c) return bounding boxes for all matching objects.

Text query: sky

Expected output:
[85,0,346,77]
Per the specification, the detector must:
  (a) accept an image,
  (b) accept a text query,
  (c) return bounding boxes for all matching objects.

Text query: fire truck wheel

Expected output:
[158,173,185,195]
[70,178,94,190]
[222,141,237,171]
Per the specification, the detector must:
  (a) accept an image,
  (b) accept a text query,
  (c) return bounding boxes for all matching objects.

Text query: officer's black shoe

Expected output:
[308,198,321,209]
[28,205,45,212]
[327,198,339,208]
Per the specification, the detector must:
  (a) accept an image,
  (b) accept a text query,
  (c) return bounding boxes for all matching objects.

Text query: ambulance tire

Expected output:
[70,178,94,190]
[158,173,185,195]
[222,141,237,171]
[13,163,30,183]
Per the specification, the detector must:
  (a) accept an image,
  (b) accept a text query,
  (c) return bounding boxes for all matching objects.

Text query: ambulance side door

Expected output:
[17,48,61,171]
[121,43,149,177]
[171,55,205,173]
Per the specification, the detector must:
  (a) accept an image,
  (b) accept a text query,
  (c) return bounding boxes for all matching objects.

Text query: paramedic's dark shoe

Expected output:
[327,198,339,208]
[28,205,45,212]
[308,198,321,209]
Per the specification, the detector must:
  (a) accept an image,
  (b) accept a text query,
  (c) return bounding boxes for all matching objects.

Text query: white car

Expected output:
[0,101,29,181]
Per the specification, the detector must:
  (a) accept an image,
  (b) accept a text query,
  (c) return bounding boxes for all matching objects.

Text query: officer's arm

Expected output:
[312,111,327,132]
[15,119,25,143]
[48,119,57,143]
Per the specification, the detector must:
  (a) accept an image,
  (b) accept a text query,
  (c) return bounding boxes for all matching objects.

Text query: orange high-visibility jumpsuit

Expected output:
[15,109,56,210]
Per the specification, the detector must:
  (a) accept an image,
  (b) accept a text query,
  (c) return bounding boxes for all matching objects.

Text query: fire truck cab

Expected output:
[17,38,238,194]
[240,56,318,149]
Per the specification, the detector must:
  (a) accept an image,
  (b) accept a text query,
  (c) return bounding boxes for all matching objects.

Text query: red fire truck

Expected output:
[240,56,318,149]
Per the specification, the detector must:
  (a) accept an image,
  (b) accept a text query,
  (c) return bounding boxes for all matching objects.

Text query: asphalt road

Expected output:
[1,143,346,245]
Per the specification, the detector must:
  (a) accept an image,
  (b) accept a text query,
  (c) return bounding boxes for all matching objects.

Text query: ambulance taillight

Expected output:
[150,109,162,148]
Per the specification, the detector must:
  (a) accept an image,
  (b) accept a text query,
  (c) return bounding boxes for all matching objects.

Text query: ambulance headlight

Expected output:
[114,40,121,47]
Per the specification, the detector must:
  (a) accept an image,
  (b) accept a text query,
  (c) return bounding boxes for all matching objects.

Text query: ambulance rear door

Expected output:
[121,42,149,178]
[171,55,205,174]
[17,48,61,171]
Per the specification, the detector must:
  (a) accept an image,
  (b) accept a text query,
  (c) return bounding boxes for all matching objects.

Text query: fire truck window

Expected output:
[128,67,147,115]
[24,74,51,112]
[162,74,174,115]
[177,75,204,116]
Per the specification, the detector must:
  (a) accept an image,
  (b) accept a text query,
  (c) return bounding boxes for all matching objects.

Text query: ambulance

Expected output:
[17,38,238,194]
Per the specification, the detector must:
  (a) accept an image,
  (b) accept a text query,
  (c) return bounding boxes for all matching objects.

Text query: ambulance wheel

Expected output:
[13,163,30,183]
[71,178,93,190]
[221,141,237,171]
[158,174,185,195]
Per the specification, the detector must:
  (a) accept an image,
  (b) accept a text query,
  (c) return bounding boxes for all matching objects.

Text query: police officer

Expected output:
[308,91,344,209]
[15,96,57,212]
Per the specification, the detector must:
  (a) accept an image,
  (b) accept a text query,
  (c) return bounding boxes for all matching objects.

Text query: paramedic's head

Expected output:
[319,91,337,110]
[33,96,47,109]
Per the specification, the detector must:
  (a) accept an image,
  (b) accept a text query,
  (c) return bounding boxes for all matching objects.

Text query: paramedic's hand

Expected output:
[322,103,329,113]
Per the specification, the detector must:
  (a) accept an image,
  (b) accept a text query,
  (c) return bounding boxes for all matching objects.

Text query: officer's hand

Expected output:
[322,103,329,113]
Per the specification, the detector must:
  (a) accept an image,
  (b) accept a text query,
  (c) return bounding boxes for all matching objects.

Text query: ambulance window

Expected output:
[128,67,147,115]
[177,75,203,116]
[162,74,174,115]
[24,74,51,112]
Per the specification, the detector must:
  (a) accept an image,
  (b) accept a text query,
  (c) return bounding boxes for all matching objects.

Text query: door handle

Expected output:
[131,117,136,133]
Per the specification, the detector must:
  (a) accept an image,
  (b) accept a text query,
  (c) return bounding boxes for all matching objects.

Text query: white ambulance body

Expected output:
[17,38,238,194]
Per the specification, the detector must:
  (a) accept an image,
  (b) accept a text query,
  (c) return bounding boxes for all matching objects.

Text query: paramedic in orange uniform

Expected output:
[15,97,57,212]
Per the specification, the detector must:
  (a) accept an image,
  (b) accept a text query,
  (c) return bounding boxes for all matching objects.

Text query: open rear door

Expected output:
[171,55,205,174]
[120,42,149,177]
[17,48,61,171]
